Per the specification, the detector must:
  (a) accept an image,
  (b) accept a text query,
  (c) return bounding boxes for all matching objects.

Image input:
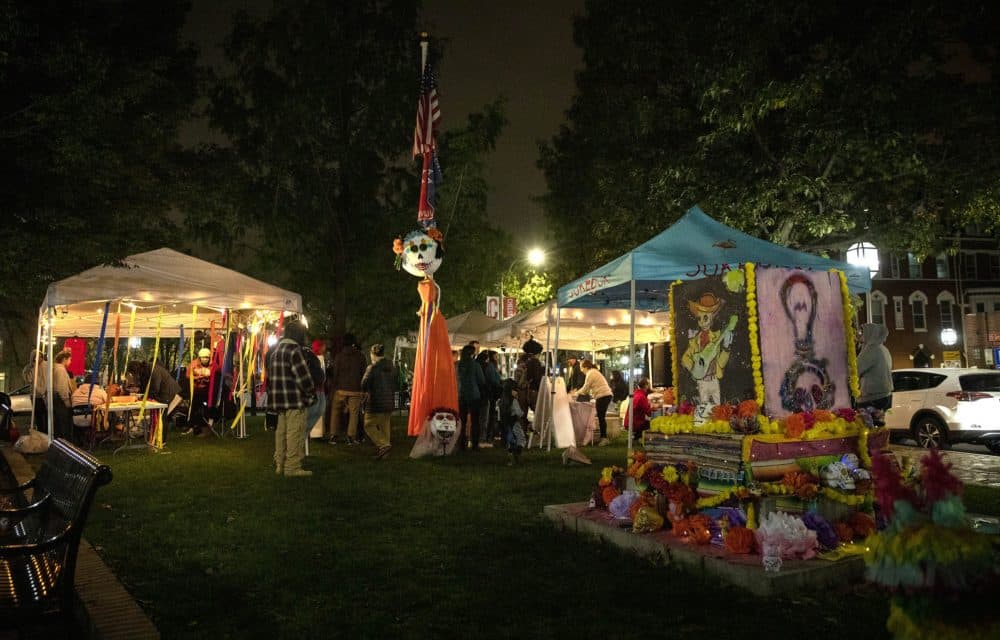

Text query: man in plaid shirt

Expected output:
[267,319,316,477]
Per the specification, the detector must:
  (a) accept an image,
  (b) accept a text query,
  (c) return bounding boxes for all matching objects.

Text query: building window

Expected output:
[990,254,1000,280]
[870,291,887,326]
[907,253,922,278]
[894,296,904,330]
[937,292,955,330]
[962,252,978,279]
[889,254,901,279]
[909,291,928,332]
[935,253,950,278]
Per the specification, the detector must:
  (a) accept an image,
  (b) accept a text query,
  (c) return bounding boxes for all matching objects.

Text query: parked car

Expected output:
[886,368,1000,452]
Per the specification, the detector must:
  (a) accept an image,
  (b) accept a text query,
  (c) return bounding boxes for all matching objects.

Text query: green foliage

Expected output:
[0,0,199,368]
[540,0,1000,279]
[503,270,554,313]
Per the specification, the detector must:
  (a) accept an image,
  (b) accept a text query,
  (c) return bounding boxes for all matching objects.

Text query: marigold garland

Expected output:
[838,270,862,401]
[745,263,766,407]
[668,280,682,392]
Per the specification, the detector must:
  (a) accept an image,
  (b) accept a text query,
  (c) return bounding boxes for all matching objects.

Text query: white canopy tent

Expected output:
[33,248,303,439]
[482,302,670,352]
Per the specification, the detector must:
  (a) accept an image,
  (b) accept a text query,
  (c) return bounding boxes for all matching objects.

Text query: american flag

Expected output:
[412,60,440,158]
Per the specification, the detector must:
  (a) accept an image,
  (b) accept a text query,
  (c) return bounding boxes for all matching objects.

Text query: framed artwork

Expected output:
[671,271,755,421]
[754,268,851,417]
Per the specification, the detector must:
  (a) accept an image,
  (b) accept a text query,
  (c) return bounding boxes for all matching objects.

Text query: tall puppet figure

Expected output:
[397,33,458,441]
[396,230,458,437]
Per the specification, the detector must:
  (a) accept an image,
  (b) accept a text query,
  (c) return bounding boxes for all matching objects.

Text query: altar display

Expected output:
[590,263,884,571]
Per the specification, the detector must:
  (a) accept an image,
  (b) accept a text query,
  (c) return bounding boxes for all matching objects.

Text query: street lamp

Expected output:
[500,248,545,320]
[846,241,880,324]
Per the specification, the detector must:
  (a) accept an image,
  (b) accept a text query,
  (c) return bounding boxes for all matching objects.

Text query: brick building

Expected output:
[857,232,1000,369]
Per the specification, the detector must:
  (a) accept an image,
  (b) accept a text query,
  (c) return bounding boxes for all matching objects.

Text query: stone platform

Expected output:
[544,502,865,597]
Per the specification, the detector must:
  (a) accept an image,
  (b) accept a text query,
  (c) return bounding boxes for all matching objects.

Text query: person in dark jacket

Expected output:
[328,333,367,445]
[476,350,502,447]
[456,343,485,450]
[361,343,396,460]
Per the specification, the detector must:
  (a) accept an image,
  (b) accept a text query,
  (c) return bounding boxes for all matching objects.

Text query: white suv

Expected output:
[886,368,1000,452]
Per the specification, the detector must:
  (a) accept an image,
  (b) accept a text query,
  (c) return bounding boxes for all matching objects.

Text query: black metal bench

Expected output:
[0,437,113,632]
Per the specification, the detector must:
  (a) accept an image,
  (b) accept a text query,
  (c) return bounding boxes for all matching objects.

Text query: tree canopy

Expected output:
[0,0,199,369]
[540,0,1000,278]
[203,0,511,347]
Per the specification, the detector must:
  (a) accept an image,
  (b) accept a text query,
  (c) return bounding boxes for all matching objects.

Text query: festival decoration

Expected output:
[400,34,458,442]
[409,407,462,458]
[866,449,1000,639]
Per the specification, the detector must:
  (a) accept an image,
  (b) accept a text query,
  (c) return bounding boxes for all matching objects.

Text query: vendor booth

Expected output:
[31,248,302,444]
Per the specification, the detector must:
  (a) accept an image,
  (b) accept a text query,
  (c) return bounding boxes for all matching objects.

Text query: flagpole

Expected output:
[420,32,429,74]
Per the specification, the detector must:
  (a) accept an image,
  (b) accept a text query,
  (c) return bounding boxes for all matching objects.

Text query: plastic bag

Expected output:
[14,428,50,454]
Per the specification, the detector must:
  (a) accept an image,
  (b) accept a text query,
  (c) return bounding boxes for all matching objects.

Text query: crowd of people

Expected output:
[18,325,667,475]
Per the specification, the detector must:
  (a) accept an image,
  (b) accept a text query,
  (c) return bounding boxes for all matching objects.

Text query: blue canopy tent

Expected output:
[558,205,871,311]
[545,205,872,453]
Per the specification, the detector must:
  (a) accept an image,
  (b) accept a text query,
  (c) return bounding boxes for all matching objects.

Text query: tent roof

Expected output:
[41,248,302,337]
[446,311,501,347]
[557,205,871,310]
[483,302,670,351]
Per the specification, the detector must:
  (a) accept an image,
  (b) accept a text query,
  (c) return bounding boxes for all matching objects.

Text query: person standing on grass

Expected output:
[267,319,317,477]
[361,343,395,460]
[328,333,367,445]
[456,343,485,451]
[572,359,615,446]
[476,350,502,447]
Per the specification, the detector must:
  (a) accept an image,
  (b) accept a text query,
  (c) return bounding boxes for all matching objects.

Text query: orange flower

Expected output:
[711,404,734,421]
[835,521,855,542]
[812,410,835,423]
[724,526,755,554]
[427,227,443,242]
[602,486,621,506]
[848,512,876,537]
[736,400,759,418]
[662,387,676,405]
[392,237,404,255]
[785,413,807,438]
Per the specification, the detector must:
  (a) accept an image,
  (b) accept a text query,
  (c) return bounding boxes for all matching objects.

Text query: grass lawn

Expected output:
[78,415,979,640]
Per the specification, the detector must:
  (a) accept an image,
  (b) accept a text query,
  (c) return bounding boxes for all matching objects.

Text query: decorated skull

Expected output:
[820,461,856,491]
[401,229,443,277]
[428,409,458,443]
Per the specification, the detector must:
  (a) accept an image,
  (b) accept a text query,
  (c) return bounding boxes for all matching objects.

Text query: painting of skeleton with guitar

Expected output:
[673,272,755,425]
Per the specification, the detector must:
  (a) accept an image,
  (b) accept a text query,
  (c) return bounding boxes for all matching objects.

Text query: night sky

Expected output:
[183,0,584,245]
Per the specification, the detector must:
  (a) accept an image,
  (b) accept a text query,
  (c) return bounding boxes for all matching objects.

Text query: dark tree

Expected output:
[540,0,1000,279]
[204,0,511,345]
[0,1,200,373]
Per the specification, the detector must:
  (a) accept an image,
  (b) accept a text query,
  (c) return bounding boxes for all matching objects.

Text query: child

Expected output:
[499,379,526,465]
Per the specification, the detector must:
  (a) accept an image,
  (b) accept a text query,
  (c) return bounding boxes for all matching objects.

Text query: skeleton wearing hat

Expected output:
[681,291,738,424]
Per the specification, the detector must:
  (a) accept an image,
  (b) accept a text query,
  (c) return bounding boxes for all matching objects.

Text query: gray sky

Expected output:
[183,0,584,244]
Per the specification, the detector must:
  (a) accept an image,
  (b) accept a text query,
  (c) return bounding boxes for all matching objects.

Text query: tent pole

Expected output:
[548,302,560,451]
[627,278,636,458]
[46,306,55,441]
[28,308,44,433]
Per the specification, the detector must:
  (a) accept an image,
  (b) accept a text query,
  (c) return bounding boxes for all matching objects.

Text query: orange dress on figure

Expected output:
[407,278,458,436]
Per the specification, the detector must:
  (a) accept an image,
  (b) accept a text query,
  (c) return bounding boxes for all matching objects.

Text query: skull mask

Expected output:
[429,410,458,443]
[401,229,443,278]
[820,461,855,491]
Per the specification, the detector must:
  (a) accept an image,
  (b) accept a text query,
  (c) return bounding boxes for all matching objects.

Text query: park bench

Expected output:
[0,437,113,632]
